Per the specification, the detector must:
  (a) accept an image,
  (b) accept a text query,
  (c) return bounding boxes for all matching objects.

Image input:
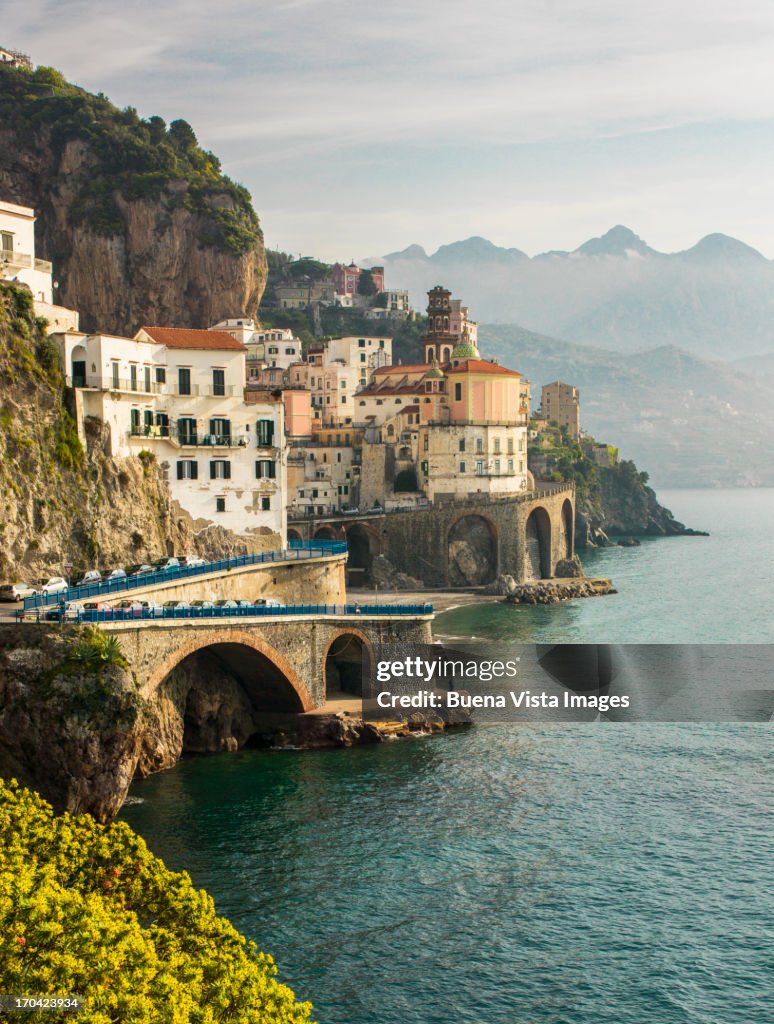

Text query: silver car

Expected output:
[0,582,38,602]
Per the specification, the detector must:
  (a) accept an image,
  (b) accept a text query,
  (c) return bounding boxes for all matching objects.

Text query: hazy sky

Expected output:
[6,0,774,260]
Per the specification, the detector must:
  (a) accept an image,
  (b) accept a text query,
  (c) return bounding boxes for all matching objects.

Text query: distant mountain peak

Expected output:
[682,233,765,263]
[575,225,653,257]
[382,243,428,261]
[431,236,528,263]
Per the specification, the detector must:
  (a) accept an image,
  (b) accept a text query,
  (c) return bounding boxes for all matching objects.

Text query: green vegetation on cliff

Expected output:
[529,422,696,541]
[0,779,313,1023]
[0,63,259,256]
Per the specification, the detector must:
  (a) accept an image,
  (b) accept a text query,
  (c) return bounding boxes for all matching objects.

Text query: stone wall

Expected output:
[90,554,347,607]
[289,485,575,587]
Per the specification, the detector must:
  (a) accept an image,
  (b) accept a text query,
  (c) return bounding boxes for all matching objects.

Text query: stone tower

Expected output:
[421,286,457,364]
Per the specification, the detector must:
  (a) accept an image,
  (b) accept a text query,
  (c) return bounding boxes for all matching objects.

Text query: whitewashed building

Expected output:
[57,325,287,541]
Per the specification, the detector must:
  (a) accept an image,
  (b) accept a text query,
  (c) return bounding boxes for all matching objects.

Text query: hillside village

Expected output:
[1,196,602,580]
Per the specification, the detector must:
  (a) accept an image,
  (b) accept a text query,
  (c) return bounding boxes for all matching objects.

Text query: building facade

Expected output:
[539,381,581,439]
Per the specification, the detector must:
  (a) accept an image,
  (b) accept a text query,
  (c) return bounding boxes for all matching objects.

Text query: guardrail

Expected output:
[36,602,433,623]
[23,541,348,611]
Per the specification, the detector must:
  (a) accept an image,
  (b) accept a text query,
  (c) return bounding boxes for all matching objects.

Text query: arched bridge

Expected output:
[289,484,575,588]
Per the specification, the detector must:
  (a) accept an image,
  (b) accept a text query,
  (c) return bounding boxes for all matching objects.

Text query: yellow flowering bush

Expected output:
[0,780,314,1023]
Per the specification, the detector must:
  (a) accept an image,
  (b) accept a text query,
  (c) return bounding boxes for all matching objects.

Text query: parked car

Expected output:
[116,599,145,617]
[155,557,181,571]
[40,577,68,595]
[102,568,128,582]
[214,599,238,609]
[0,582,38,602]
[63,601,87,621]
[127,563,154,578]
[255,598,282,608]
[73,570,102,587]
[162,600,190,610]
[191,600,215,610]
[183,556,206,568]
[340,506,360,515]
[82,601,113,614]
[142,602,164,617]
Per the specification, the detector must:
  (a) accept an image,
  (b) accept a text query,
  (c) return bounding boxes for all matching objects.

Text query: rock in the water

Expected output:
[555,555,584,577]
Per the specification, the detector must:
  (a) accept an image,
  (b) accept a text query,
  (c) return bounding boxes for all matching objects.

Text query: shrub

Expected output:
[0,779,314,1024]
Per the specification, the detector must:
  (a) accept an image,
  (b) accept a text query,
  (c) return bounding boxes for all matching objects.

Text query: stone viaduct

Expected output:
[288,483,576,588]
[103,609,432,712]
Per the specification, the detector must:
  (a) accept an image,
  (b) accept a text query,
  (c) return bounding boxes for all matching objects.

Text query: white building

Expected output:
[210,320,302,372]
[306,335,392,425]
[56,325,287,541]
[0,199,79,331]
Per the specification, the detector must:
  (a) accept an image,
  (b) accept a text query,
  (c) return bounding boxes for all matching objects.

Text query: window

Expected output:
[256,419,275,446]
[130,408,141,434]
[209,418,231,444]
[129,364,138,391]
[358,339,365,347]
[494,459,501,474]
[423,435,429,452]
[360,353,366,362]
[261,496,271,511]
[144,366,151,392]
[155,367,166,385]
[0,231,12,255]
[178,367,191,395]
[210,460,231,480]
[476,460,485,476]
[177,460,198,480]
[459,461,466,473]
[216,496,226,513]
[458,438,465,452]
[476,437,484,454]
[507,459,514,474]
[359,400,366,406]
[178,417,197,444]
[212,368,225,396]
[111,362,120,389]
[507,437,514,454]
[255,459,276,479]
[494,438,501,454]
[454,383,462,401]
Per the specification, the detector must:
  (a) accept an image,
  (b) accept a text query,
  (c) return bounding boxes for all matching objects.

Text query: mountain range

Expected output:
[371,226,774,360]
[476,323,774,487]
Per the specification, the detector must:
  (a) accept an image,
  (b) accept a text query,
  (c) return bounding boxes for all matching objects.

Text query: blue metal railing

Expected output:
[34,602,433,623]
[23,541,348,610]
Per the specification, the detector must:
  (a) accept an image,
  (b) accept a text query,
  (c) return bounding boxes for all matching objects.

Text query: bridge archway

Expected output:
[561,498,574,559]
[144,633,314,760]
[525,506,552,579]
[447,514,498,586]
[344,522,381,584]
[287,528,302,543]
[314,525,339,541]
[324,629,374,698]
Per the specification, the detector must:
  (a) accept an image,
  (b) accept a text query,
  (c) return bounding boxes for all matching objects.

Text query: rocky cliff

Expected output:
[0,63,266,335]
[0,283,265,578]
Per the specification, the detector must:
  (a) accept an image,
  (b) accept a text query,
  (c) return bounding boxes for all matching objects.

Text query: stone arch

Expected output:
[323,628,374,698]
[344,522,382,583]
[440,345,452,362]
[287,528,303,543]
[447,513,498,586]
[525,506,552,579]
[314,525,338,541]
[561,498,574,559]
[71,343,87,386]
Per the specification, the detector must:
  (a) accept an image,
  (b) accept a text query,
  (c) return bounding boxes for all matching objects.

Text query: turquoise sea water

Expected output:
[121,489,774,1024]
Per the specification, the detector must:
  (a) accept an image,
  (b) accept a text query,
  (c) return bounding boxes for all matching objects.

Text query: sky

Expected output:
[5,0,774,261]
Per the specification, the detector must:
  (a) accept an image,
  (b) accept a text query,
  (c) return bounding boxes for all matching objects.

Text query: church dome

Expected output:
[451,341,478,359]
[425,366,445,379]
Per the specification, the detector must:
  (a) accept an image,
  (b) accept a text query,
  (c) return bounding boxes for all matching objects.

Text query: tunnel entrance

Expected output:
[447,515,498,586]
[345,523,379,585]
[525,507,552,579]
[140,641,308,771]
[325,633,367,698]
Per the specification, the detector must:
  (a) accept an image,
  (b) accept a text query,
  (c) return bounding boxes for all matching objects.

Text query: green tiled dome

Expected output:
[451,342,478,359]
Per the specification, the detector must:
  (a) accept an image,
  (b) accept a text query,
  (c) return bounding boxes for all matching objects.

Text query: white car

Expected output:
[183,556,206,568]
[102,568,128,582]
[0,582,38,602]
[41,577,68,595]
[74,570,101,587]
[256,598,282,608]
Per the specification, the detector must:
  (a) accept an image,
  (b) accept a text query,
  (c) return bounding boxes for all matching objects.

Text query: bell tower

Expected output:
[421,286,456,364]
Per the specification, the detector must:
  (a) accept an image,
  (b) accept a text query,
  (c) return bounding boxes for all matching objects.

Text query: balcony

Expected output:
[128,427,246,448]
[0,249,53,273]
[80,376,166,395]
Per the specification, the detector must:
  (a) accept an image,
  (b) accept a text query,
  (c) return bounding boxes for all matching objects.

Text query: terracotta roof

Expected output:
[373,363,432,375]
[138,327,247,351]
[446,359,521,377]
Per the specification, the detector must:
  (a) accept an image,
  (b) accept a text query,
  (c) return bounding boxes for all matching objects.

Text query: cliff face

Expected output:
[0,283,264,578]
[0,63,266,335]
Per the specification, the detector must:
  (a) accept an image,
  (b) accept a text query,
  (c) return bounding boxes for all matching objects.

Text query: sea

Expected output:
[121,489,774,1024]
